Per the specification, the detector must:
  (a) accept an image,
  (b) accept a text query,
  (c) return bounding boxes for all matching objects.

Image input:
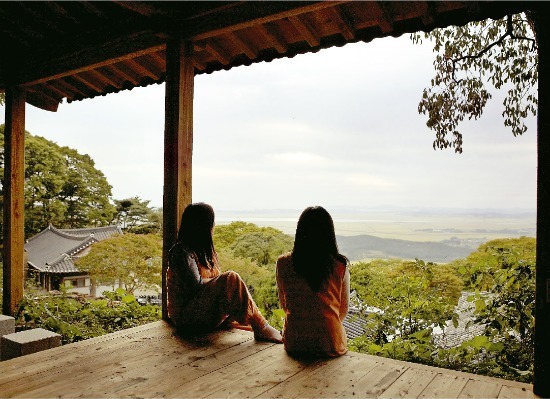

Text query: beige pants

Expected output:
[177,271,266,333]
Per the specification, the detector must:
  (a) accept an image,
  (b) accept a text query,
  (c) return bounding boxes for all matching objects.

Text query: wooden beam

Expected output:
[226,32,259,60]
[106,64,140,86]
[125,58,160,80]
[288,15,321,47]
[418,1,435,26]
[54,78,87,98]
[17,33,165,87]
[148,51,166,70]
[205,40,232,65]
[162,36,194,320]
[113,1,166,17]
[25,88,60,112]
[2,86,26,316]
[42,82,71,99]
[256,24,288,54]
[86,69,124,90]
[534,9,550,398]
[372,2,394,34]
[330,5,356,41]
[191,1,350,41]
[72,73,105,93]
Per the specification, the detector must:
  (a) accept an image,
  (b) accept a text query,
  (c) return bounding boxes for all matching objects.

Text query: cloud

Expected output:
[344,173,397,187]
[265,151,327,165]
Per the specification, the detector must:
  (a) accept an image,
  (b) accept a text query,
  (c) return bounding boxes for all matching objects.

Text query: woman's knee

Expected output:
[218,271,250,296]
[220,270,245,286]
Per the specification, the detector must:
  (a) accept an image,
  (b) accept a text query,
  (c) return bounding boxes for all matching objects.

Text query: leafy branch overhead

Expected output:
[412,12,538,153]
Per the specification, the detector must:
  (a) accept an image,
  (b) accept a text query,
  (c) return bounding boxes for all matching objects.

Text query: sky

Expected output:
[0,34,537,213]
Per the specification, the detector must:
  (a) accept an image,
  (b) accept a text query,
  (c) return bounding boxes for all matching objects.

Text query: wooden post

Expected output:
[162,35,194,320]
[534,9,550,398]
[2,87,26,316]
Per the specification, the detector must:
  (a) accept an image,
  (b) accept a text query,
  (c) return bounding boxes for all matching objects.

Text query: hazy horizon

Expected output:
[214,206,536,242]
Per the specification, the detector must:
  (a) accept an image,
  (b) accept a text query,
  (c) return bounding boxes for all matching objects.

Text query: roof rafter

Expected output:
[329,5,356,40]
[256,24,288,54]
[372,2,394,34]
[288,15,321,47]
[226,31,258,60]
[190,1,349,41]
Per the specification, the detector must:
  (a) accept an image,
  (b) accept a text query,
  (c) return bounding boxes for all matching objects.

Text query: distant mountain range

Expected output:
[337,234,474,263]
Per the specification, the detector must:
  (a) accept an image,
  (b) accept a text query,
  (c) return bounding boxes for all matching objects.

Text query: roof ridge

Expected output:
[64,236,99,257]
[47,253,71,268]
[49,225,90,240]
[59,225,121,233]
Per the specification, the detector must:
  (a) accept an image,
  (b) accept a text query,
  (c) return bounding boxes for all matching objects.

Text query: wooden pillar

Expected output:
[2,87,26,316]
[534,9,550,398]
[162,36,194,320]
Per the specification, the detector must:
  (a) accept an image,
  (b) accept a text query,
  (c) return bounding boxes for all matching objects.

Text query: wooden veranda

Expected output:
[0,321,536,398]
[1,2,548,397]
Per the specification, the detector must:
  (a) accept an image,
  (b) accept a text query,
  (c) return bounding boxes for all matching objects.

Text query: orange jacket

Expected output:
[276,253,350,357]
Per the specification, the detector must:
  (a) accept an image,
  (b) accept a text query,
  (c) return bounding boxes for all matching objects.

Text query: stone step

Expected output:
[1,328,61,361]
[0,315,16,360]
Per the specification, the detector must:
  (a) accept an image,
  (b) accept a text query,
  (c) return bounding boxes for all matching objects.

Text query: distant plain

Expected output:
[216,208,535,263]
[216,208,536,242]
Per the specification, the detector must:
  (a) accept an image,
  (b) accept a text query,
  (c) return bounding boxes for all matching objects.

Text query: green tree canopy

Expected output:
[114,196,160,234]
[453,237,535,379]
[0,125,116,238]
[451,236,536,291]
[75,233,162,295]
[213,221,294,267]
[350,258,463,341]
[412,12,537,153]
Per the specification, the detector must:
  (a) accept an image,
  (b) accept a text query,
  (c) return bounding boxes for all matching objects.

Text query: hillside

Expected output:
[337,234,474,263]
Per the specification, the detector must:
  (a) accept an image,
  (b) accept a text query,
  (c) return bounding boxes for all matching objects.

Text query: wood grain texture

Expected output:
[0,322,536,398]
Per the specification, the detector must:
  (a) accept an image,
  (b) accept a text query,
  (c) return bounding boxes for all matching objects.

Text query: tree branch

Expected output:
[449,15,537,82]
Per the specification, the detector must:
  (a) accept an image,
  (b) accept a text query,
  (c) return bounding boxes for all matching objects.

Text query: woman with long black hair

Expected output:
[167,202,282,343]
[276,206,350,356]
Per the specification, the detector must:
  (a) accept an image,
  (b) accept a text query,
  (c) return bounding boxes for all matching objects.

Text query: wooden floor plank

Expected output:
[69,331,253,399]
[195,344,307,398]
[10,329,251,398]
[254,357,329,398]
[0,324,176,396]
[378,367,437,398]
[498,385,538,399]
[161,341,280,398]
[0,321,170,386]
[0,323,535,399]
[337,361,408,398]
[418,373,469,398]
[221,350,318,399]
[115,333,271,398]
[458,379,503,398]
[293,355,379,398]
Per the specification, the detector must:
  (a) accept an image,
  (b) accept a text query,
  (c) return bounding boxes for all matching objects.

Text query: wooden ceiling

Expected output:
[0,1,532,112]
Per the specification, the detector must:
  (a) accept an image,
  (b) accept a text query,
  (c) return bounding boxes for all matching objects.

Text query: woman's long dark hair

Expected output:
[291,206,348,291]
[176,202,217,268]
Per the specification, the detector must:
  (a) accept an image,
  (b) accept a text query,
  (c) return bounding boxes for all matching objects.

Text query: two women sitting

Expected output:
[166,202,350,357]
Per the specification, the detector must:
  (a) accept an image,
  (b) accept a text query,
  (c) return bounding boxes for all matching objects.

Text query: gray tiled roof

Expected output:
[342,291,487,348]
[58,225,123,241]
[25,224,122,274]
[432,291,487,349]
[343,307,368,339]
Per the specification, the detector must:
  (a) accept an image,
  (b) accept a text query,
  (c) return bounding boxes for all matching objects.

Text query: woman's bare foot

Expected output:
[254,324,283,343]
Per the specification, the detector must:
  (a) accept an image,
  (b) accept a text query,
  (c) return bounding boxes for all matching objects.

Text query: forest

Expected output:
[0,125,535,384]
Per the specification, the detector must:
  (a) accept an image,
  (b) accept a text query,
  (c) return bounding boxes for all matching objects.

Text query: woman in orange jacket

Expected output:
[167,202,282,343]
[276,206,350,357]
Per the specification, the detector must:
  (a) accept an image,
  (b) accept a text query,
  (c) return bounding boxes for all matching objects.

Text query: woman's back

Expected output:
[276,253,349,357]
